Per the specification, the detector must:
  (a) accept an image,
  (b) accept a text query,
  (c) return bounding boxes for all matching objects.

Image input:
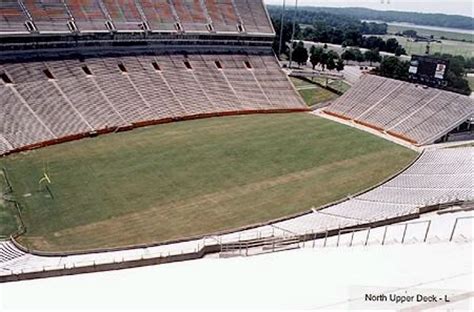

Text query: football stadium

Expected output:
[0,0,473,287]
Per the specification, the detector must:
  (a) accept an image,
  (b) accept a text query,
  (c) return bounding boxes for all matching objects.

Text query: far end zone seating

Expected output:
[22,0,71,32]
[233,0,272,33]
[67,0,108,31]
[171,0,209,32]
[205,0,239,32]
[0,1,28,33]
[140,0,177,31]
[0,51,306,155]
[100,0,144,31]
[0,0,274,34]
[324,75,474,145]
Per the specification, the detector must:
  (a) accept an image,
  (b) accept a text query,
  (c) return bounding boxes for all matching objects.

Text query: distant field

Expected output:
[467,76,474,91]
[377,35,473,58]
[387,24,473,43]
[1,114,416,252]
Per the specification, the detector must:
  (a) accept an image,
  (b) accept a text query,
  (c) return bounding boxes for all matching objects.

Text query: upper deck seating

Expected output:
[67,0,108,31]
[171,0,209,32]
[22,0,71,32]
[0,1,28,33]
[139,0,178,31]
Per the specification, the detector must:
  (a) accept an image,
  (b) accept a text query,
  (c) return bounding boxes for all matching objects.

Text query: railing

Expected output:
[1,200,472,283]
[449,216,474,242]
[219,235,301,257]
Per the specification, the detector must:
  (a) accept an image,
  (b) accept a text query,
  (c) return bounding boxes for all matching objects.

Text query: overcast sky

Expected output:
[264,0,474,17]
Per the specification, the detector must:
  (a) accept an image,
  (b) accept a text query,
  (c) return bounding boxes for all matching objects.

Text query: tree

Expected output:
[364,49,381,66]
[394,46,406,56]
[271,18,301,57]
[341,49,355,64]
[336,58,345,72]
[317,50,340,71]
[377,56,409,80]
[292,41,309,67]
[354,48,365,63]
[385,38,400,53]
[402,29,417,38]
[310,46,324,69]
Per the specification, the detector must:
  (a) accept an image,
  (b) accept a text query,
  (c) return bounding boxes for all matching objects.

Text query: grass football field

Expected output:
[0,113,417,252]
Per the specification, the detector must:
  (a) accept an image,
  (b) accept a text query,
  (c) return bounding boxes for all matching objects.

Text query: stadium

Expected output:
[0,0,473,292]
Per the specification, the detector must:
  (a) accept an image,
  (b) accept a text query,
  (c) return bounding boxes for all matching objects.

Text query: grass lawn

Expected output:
[0,113,417,252]
[290,77,342,106]
[467,76,474,92]
[376,35,473,59]
[299,88,339,106]
[387,25,473,43]
[0,172,20,238]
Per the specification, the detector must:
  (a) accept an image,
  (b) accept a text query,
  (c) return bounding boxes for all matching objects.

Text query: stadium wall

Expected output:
[1,108,309,157]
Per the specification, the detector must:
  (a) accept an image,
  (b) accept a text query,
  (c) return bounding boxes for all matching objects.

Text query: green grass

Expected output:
[290,77,315,87]
[376,35,473,59]
[0,173,20,238]
[387,25,474,43]
[290,77,342,106]
[467,76,474,91]
[0,114,417,252]
[299,88,339,106]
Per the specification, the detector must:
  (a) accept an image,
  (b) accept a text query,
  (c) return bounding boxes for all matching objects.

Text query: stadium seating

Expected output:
[67,0,108,31]
[100,0,145,31]
[325,75,474,145]
[0,0,28,33]
[0,0,274,34]
[22,0,71,32]
[205,0,240,32]
[0,242,25,263]
[139,0,178,31]
[0,52,305,155]
[171,0,209,32]
[274,147,474,233]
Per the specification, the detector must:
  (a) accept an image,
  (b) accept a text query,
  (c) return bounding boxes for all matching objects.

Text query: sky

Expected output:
[264,0,474,17]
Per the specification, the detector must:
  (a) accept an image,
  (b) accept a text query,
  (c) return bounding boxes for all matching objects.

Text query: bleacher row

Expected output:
[324,75,474,146]
[0,52,306,155]
[0,241,25,263]
[0,0,273,34]
[275,147,474,234]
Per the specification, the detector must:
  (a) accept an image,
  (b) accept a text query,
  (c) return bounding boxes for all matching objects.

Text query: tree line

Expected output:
[268,6,474,31]
[269,9,406,56]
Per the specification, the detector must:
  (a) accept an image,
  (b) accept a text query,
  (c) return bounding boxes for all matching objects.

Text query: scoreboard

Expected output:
[408,55,449,86]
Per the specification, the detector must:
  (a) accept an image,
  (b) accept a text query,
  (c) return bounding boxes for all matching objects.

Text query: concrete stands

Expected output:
[0,52,306,155]
[273,147,473,234]
[0,0,273,35]
[0,1,28,33]
[324,75,474,145]
[0,241,25,263]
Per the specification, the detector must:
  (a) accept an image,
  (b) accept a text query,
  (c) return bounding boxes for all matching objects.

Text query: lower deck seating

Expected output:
[324,75,474,145]
[0,242,25,263]
[275,147,473,234]
[0,51,306,155]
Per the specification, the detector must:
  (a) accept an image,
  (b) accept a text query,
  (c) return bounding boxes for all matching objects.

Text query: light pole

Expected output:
[278,0,286,58]
[288,0,298,69]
